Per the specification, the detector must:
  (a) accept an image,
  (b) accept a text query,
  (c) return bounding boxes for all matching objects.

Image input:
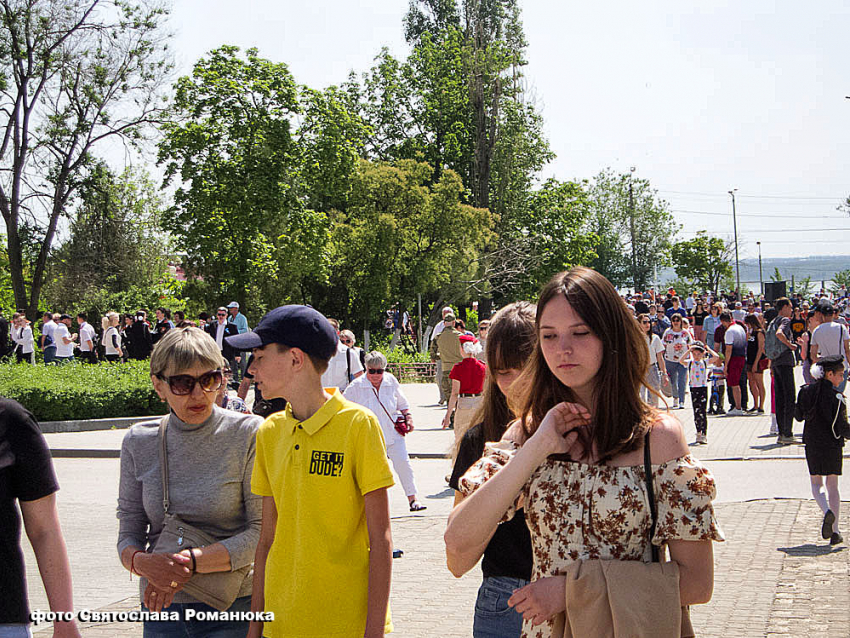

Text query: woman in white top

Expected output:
[102,312,123,362]
[343,351,427,512]
[637,313,666,407]
[11,313,35,364]
[662,313,693,409]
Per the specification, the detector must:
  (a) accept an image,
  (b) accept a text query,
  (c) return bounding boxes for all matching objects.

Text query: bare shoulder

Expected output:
[648,411,690,465]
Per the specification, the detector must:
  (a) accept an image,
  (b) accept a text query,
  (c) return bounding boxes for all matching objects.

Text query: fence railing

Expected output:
[386,362,436,382]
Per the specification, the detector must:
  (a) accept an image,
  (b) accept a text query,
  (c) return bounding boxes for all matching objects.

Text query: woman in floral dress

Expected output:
[445,267,723,638]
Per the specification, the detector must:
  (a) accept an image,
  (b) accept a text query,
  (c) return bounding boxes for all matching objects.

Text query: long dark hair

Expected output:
[472,302,537,443]
[514,267,654,463]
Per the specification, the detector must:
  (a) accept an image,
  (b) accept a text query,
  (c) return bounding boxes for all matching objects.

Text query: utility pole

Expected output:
[756,241,763,298]
[729,189,740,296]
[629,167,637,291]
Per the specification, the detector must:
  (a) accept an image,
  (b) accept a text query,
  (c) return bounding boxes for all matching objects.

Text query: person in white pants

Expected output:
[344,351,427,511]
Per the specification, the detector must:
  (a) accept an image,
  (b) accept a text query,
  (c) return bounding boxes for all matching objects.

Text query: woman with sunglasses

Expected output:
[117,327,262,637]
[344,351,427,511]
[662,313,693,409]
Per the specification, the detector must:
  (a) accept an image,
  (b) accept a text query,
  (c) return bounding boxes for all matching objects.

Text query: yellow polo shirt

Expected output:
[251,389,395,637]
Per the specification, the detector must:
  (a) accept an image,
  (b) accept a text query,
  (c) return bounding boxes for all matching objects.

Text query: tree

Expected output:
[831,269,850,295]
[42,163,173,315]
[770,267,784,282]
[0,0,172,318]
[494,178,597,301]
[585,169,678,290]
[670,232,734,294]
[350,0,551,217]
[159,46,368,314]
[319,159,494,333]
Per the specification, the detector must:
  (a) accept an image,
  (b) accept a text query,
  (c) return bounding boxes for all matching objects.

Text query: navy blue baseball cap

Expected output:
[225,305,338,360]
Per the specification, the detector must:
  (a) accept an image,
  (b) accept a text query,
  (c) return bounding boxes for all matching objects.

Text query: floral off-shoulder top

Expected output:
[458,440,725,638]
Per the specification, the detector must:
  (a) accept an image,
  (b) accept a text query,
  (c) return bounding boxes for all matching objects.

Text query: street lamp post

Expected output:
[729,189,740,296]
[757,241,763,298]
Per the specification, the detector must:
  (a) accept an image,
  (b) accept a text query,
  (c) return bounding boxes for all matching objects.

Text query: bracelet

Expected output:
[189,548,197,573]
[129,550,143,578]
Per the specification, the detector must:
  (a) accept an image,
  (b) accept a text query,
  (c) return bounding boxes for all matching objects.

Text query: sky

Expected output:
[164,0,850,262]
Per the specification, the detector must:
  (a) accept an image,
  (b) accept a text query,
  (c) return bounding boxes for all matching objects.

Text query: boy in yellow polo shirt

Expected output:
[227,306,394,638]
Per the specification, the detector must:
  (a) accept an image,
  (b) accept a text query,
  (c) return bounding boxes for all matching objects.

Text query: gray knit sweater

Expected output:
[117,406,262,602]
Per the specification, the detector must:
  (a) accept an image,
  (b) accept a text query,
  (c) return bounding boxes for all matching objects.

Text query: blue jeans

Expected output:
[42,346,56,364]
[665,360,687,404]
[142,595,251,638]
[473,576,528,638]
[0,626,32,638]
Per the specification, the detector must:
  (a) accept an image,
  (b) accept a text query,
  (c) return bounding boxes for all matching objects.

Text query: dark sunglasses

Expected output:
[217,313,227,317]
[157,370,223,395]
[367,368,384,375]
[340,338,353,344]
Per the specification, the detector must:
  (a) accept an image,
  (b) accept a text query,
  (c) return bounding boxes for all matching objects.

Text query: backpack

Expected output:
[764,318,785,360]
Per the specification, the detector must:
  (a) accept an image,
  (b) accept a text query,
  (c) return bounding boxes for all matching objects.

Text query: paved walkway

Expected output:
[29,496,850,637]
[26,368,850,636]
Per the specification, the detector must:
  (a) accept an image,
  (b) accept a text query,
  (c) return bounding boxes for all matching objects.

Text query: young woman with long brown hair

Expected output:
[448,302,537,637]
[445,268,723,638]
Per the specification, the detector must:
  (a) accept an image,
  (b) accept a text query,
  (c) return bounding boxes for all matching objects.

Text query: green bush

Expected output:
[0,360,167,422]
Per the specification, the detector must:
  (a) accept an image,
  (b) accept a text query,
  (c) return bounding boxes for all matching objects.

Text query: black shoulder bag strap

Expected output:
[346,347,352,383]
[644,431,660,563]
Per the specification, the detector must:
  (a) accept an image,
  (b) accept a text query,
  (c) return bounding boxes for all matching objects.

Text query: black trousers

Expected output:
[692,387,708,435]
[773,364,796,437]
[80,350,98,364]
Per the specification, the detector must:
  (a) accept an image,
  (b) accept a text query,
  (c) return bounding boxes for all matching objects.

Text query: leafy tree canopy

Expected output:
[670,232,733,294]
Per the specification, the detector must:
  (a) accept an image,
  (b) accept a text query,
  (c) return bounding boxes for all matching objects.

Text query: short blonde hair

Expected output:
[339,329,355,343]
[150,327,222,378]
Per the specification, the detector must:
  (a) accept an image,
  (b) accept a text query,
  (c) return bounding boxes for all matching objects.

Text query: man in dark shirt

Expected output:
[0,398,80,636]
[772,297,798,444]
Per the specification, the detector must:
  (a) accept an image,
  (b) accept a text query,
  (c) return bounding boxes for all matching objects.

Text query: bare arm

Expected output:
[363,488,392,638]
[247,496,277,638]
[20,494,82,638]
[445,404,587,577]
[811,342,820,363]
[669,539,714,604]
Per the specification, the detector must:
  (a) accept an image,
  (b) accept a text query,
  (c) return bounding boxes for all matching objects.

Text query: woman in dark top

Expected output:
[691,301,710,344]
[744,314,766,414]
[449,301,537,638]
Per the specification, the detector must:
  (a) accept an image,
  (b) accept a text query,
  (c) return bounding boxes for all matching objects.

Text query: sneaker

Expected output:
[831,532,844,546]
[695,433,707,445]
[777,435,796,445]
[822,510,836,540]
[756,408,765,414]
[726,408,745,417]
[672,400,679,410]
[744,407,759,415]
[714,409,726,416]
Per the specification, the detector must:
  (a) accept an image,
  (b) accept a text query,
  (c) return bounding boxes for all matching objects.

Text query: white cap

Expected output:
[227,301,239,309]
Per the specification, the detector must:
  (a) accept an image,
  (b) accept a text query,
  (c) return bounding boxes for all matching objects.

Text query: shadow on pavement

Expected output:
[777,544,847,557]
[427,487,454,499]
[750,442,800,451]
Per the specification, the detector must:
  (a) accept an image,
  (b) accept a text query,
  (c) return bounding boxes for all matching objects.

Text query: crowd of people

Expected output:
[3,272,850,638]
